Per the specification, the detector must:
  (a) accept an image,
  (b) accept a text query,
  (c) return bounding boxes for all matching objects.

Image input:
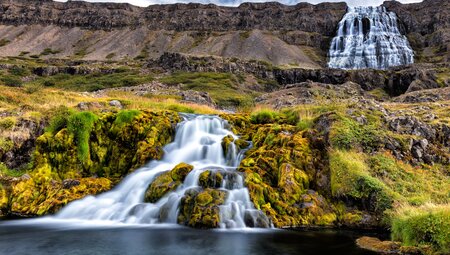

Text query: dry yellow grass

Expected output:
[0,85,219,118]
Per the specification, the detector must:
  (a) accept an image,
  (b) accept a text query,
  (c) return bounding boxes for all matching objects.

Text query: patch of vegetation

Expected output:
[105,53,116,60]
[329,149,394,214]
[39,71,153,92]
[0,163,26,177]
[0,117,16,131]
[67,111,98,163]
[239,31,251,40]
[113,109,141,127]
[45,106,75,134]
[18,51,30,57]
[0,39,10,47]
[330,115,382,152]
[134,46,149,60]
[368,153,449,205]
[40,48,61,56]
[159,72,254,108]
[0,75,23,87]
[250,109,279,124]
[392,204,450,254]
[74,47,89,58]
[9,66,30,77]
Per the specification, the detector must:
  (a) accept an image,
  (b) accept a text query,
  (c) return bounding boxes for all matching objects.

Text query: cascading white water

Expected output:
[56,114,269,228]
[328,6,414,70]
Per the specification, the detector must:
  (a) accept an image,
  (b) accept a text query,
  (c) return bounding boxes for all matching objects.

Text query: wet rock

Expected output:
[177,188,227,229]
[356,236,401,254]
[244,210,271,228]
[180,90,214,107]
[62,179,81,189]
[109,100,123,109]
[144,163,194,203]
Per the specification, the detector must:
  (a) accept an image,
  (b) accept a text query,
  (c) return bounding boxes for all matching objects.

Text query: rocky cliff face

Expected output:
[0,0,346,66]
[383,0,450,63]
[0,0,346,34]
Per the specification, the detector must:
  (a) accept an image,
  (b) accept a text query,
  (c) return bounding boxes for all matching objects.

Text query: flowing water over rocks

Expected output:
[328,6,414,70]
[55,114,270,229]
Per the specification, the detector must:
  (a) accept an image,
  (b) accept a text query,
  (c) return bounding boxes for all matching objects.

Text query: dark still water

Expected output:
[0,220,377,255]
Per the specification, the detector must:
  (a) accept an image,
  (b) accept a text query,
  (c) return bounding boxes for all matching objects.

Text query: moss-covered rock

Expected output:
[230,119,337,227]
[6,165,111,216]
[177,188,227,228]
[198,170,223,189]
[144,163,194,203]
[34,110,180,179]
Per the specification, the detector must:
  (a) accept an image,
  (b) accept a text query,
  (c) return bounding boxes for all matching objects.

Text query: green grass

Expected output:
[159,72,254,108]
[250,109,279,124]
[392,204,450,253]
[368,154,449,206]
[39,71,153,92]
[45,106,75,134]
[9,66,30,76]
[330,115,382,152]
[0,75,22,87]
[329,150,394,214]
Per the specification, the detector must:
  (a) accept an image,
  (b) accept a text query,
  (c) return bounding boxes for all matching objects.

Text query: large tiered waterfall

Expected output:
[55,114,269,229]
[328,6,414,70]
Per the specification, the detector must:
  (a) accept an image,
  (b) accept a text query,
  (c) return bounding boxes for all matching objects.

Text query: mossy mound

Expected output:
[35,110,180,179]
[6,165,111,216]
[144,163,194,203]
[177,188,227,229]
[234,121,336,227]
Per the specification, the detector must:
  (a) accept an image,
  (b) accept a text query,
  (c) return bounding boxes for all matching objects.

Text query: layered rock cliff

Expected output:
[0,0,347,67]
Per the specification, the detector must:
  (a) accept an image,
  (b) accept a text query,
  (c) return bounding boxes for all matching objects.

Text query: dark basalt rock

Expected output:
[0,0,346,35]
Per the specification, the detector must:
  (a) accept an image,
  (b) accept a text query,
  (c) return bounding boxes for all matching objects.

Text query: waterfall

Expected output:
[55,114,270,229]
[328,6,414,70]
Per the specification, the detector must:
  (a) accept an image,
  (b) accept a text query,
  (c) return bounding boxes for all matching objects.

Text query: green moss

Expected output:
[67,112,99,163]
[8,164,111,216]
[392,205,450,253]
[178,188,226,228]
[113,110,141,127]
[36,110,180,179]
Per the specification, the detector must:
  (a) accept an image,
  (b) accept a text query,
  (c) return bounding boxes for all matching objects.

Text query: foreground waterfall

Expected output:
[56,114,270,228]
[328,6,414,70]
